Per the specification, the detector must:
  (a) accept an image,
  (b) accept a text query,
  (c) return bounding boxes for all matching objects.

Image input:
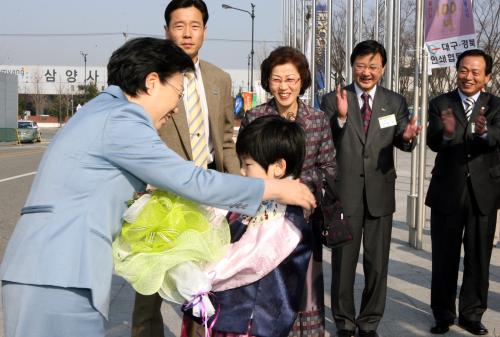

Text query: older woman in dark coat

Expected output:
[240,46,336,337]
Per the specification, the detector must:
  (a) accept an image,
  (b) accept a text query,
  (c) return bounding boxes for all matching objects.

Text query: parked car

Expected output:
[17,120,42,143]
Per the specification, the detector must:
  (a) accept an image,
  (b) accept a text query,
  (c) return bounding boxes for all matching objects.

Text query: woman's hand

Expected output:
[263,179,316,210]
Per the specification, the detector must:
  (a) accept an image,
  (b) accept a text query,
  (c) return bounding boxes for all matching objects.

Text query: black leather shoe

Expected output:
[430,320,453,334]
[458,318,488,335]
[337,329,355,337]
[358,330,378,337]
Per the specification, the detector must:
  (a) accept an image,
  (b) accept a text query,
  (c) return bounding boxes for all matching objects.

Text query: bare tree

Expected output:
[27,69,47,115]
[396,0,417,102]
[475,0,500,95]
[330,1,347,86]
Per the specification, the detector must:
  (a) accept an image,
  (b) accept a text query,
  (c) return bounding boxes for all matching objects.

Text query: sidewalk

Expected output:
[2,151,500,337]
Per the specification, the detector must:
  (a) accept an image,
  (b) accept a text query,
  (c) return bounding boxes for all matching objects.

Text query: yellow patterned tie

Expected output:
[186,72,208,168]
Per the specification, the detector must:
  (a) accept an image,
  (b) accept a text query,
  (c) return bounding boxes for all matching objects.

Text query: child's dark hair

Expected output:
[236,115,305,179]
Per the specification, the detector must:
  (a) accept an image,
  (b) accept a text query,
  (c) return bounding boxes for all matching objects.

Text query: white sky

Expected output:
[0,0,283,69]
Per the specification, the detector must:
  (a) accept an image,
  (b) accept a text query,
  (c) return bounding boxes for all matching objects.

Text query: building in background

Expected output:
[0,65,107,95]
[0,73,19,142]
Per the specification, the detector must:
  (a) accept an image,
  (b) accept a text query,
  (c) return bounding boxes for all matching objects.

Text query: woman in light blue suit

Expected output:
[0,38,316,337]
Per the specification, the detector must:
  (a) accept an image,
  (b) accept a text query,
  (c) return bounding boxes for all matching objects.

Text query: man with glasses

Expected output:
[131,1,240,336]
[320,40,420,337]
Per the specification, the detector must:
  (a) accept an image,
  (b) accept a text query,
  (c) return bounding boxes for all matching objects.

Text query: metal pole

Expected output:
[283,0,286,44]
[300,0,306,54]
[384,0,394,90]
[358,0,363,43]
[250,3,255,92]
[326,0,333,93]
[393,0,400,93]
[408,0,423,247]
[222,4,255,91]
[311,0,317,107]
[346,0,354,85]
[247,54,251,91]
[375,0,379,41]
[293,0,298,48]
[80,51,88,88]
[416,48,429,251]
[288,0,292,45]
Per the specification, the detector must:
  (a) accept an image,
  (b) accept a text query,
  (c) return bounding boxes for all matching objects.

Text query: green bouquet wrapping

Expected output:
[112,190,230,308]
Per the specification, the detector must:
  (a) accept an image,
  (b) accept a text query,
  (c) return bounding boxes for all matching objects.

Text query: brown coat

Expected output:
[158,60,240,174]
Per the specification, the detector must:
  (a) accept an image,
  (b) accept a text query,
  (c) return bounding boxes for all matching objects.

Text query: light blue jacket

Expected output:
[0,86,263,318]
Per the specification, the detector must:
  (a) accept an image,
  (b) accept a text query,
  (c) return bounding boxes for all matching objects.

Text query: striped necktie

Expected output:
[185,72,208,168]
[464,97,475,121]
[361,93,372,134]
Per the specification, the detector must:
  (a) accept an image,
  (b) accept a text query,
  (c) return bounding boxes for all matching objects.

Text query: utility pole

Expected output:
[80,51,88,86]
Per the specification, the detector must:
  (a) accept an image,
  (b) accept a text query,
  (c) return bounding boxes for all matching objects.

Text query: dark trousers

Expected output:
[430,182,496,323]
[131,292,164,337]
[331,202,393,331]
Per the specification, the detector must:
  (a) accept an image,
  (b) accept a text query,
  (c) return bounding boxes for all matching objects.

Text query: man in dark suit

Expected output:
[320,40,420,337]
[426,49,500,336]
[131,1,240,336]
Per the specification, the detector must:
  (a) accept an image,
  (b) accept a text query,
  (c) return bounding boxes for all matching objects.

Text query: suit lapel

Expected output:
[470,92,490,121]
[346,84,365,144]
[451,90,467,128]
[200,61,220,139]
[171,101,193,160]
[366,86,386,144]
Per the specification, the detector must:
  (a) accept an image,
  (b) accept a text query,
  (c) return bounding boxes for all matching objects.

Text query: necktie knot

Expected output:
[465,97,475,108]
[361,93,370,104]
[185,71,196,81]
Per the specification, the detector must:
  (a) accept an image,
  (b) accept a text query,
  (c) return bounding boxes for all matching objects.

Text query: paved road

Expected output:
[0,129,499,337]
[0,128,60,261]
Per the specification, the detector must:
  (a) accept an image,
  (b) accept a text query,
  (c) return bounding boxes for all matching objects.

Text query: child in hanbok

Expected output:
[181,115,313,337]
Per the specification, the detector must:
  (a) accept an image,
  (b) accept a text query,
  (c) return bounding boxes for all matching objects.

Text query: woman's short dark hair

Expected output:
[164,0,209,26]
[107,38,194,97]
[236,115,305,179]
[260,46,312,96]
[350,40,387,66]
[456,49,493,75]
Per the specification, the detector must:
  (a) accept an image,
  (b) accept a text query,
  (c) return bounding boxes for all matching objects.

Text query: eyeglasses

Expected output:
[166,81,184,99]
[353,64,382,72]
[270,77,301,87]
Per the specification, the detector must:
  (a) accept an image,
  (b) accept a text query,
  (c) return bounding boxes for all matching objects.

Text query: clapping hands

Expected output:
[335,85,348,120]
[473,108,488,135]
[440,108,456,138]
[402,116,422,142]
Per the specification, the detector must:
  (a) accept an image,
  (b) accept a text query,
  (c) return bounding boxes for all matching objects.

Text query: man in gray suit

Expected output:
[131,1,240,336]
[0,38,316,337]
[320,40,420,337]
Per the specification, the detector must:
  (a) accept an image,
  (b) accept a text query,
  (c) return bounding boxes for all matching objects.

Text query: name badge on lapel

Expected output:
[378,114,397,128]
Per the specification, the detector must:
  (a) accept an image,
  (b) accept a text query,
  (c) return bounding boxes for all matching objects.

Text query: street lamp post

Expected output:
[80,51,88,88]
[247,54,251,91]
[222,3,255,92]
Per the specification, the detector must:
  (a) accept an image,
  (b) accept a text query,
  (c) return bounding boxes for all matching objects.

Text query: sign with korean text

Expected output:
[424,0,476,69]
[0,65,107,95]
